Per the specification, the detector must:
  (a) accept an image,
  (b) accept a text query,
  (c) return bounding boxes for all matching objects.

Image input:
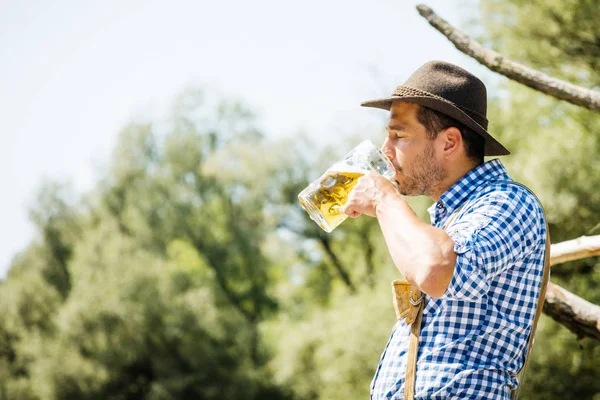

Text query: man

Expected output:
[342,61,547,399]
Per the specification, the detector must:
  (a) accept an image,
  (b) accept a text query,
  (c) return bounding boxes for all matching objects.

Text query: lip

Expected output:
[393,169,403,181]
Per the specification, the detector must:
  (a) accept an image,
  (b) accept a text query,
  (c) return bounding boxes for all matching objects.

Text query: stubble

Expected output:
[397,141,447,197]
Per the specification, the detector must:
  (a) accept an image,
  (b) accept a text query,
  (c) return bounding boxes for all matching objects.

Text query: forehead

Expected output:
[389,101,420,124]
[390,101,419,121]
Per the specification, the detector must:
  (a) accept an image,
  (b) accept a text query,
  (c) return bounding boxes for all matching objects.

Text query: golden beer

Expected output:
[298,140,395,232]
[298,169,366,232]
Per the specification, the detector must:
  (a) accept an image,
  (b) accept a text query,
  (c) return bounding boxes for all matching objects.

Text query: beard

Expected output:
[396,141,447,197]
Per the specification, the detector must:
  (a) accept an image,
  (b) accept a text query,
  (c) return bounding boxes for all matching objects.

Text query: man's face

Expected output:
[381,102,447,197]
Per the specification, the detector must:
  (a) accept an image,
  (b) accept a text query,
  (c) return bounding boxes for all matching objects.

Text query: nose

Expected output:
[381,138,394,161]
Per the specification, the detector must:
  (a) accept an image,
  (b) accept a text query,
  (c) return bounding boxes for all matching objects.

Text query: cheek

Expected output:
[393,141,413,165]
[395,138,414,151]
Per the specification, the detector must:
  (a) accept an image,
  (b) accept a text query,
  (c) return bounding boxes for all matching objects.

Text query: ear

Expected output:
[439,127,462,157]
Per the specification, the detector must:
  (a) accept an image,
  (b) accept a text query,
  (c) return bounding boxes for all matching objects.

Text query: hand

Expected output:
[342,171,398,218]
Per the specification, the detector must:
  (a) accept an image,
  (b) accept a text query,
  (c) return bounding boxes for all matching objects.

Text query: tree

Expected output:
[0,88,293,399]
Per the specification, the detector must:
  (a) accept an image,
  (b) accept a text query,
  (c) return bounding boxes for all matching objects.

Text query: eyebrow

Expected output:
[386,123,406,132]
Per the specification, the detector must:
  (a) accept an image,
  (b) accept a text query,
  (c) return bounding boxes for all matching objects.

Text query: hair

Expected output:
[416,105,485,164]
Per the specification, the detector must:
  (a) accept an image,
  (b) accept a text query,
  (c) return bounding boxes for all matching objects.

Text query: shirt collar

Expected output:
[427,159,510,224]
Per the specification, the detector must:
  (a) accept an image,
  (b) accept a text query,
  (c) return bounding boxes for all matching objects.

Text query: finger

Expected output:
[340,204,351,216]
[340,203,360,218]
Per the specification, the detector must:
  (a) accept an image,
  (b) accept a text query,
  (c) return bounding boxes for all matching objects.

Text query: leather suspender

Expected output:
[510,226,550,400]
[506,182,551,400]
[392,181,550,400]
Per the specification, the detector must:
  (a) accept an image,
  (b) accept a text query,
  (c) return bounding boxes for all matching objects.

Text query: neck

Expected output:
[428,159,482,202]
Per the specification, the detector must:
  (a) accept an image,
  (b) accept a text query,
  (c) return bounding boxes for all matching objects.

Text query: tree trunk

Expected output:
[361,225,377,288]
[318,236,357,294]
[543,282,600,341]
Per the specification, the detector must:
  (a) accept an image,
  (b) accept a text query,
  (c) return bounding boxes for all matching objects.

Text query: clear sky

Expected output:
[1,0,491,277]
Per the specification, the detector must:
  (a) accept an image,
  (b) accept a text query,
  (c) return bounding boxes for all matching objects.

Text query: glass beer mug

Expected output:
[298,140,396,232]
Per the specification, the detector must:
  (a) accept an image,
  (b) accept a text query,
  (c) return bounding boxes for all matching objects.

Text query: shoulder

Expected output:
[468,180,543,217]
[444,181,546,272]
[459,180,546,241]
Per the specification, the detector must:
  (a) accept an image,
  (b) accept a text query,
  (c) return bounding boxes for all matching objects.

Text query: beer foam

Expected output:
[328,162,369,174]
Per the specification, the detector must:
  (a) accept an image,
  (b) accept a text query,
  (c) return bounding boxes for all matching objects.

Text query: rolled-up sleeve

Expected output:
[440,187,543,301]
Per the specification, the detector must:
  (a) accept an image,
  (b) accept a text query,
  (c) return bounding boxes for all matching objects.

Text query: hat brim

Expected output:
[361,96,510,157]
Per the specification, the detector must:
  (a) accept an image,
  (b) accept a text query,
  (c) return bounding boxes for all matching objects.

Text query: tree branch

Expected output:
[318,236,357,294]
[550,235,600,266]
[416,4,600,112]
[361,225,376,288]
[543,282,600,341]
[542,235,600,340]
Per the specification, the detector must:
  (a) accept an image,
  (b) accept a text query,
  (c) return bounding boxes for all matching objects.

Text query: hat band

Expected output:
[393,86,488,128]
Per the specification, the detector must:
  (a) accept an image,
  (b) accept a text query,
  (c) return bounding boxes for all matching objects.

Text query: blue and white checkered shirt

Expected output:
[370,159,547,399]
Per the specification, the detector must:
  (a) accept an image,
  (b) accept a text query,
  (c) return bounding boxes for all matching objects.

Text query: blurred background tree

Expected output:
[475,0,600,398]
[1,0,598,399]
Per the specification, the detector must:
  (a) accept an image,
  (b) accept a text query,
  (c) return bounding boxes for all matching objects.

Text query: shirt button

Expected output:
[437,203,444,209]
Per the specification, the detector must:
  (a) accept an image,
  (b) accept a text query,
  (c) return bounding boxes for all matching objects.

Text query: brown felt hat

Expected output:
[361,61,510,156]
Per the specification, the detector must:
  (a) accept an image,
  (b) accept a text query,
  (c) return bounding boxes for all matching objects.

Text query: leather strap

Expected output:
[508,183,551,400]
[404,290,425,400]
[510,228,550,399]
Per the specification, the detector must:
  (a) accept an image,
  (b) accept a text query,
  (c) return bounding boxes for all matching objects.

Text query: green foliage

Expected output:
[1,88,293,399]
[10,181,82,298]
[267,286,395,400]
[1,1,599,397]
[520,317,600,400]
[0,273,62,400]
[479,0,600,86]
[26,234,266,399]
[486,85,600,243]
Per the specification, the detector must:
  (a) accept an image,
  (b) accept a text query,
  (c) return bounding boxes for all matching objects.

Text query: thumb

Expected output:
[340,204,360,218]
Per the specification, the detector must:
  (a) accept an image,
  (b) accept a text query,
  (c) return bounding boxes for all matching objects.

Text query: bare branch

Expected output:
[318,236,357,294]
[543,235,600,341]
[550,235,600,266]
[416,4,600,112]
[543,282,600,341]
[361,224,377,288]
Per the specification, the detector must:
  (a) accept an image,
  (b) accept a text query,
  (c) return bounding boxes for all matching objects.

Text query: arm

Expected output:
[342,172,456,298]
[376,193,456,298]
[345,172,546,302]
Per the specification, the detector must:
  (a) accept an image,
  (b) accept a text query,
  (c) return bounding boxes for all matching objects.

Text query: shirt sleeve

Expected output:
[440,185,544,301]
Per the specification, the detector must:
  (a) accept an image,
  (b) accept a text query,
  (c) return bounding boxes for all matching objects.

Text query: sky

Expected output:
[0,0,492,277]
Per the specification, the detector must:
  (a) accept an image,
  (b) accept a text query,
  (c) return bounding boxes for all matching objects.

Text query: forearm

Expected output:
[375,193,457,298]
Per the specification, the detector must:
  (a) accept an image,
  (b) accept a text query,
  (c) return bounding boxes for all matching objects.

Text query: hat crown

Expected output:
[360,60,510,156]
[401,61,488,125]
